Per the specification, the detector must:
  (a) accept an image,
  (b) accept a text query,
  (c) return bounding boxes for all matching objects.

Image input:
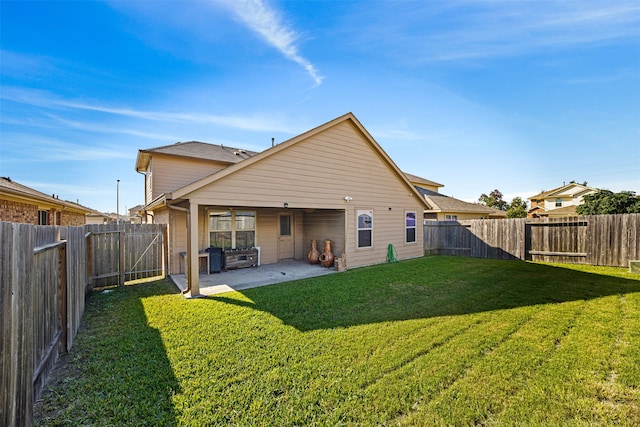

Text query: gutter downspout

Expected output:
[166,202,191,294]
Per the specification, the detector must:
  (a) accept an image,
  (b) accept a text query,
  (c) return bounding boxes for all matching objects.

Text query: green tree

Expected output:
[506,197,528,218]
[478,189,508,211]
[576,190,640,215]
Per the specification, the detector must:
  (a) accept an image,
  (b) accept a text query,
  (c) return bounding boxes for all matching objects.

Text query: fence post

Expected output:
[119,230,125,286]
[85,231,93,293]
[57,243,68,354]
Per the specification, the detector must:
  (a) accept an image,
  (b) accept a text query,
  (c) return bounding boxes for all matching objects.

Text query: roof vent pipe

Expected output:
[272,137,275,147]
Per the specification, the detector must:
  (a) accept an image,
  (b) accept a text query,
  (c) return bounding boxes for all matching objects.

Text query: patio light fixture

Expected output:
[344,196,353,202]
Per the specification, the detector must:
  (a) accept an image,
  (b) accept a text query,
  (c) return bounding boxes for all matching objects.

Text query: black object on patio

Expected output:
[206,247,223,273]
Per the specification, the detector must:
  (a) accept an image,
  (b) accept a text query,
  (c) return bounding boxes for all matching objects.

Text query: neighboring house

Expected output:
[85,210,116,224]
[0,177,91,225]
[527,182,597,218]
[136,113,428,296]
[128,205,145,223]
[405,173,506,220]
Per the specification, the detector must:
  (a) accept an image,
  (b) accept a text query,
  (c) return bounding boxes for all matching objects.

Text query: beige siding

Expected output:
[255,209,277,264]
[186,120,424,268]
[151,155,229,198]
[145,170,152,205]
[151,208,181,273]
[260,209,309,264]
[187,121,418,209]
[293,210,304,260]
[303,210,345,258]
[345,205,424,268]
[164,206,212,274]
[168,210,187,274]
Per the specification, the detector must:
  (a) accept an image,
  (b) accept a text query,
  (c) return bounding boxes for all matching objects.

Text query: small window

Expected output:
[38,210,48,225]
[406,211,416,243]
[555,198,562,207]
[445,214,458,221]
[357,210,373,248]
[279,215,291,236]
[209,212,232,249]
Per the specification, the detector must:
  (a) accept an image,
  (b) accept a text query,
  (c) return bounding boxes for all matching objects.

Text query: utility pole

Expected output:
[117,179,120,224]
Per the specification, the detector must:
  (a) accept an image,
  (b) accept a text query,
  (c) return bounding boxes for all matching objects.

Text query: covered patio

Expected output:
[170,260,338,296]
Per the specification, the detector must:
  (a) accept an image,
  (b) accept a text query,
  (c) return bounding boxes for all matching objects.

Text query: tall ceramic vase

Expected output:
[319,239,334,268]
[307,239,320,264]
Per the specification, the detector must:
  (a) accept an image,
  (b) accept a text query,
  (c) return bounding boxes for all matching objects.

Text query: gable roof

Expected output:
[0,177,92,214]
[528,183,597,200]
[404,173,444,188]
[135,141,257,172]
[415,186,506,217]
[532,204,579,217]
[167,113,428,208]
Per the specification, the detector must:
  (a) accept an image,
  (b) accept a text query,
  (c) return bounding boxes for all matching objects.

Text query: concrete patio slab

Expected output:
[170,260,338,296]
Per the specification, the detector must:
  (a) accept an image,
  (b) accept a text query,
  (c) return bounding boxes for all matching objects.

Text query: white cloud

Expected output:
[216,0,323,85]
[350,1,640,62]
[0,86,296,133]
[1,133,132,162]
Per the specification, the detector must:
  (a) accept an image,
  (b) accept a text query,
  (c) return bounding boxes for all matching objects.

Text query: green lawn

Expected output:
[35,256,640,426]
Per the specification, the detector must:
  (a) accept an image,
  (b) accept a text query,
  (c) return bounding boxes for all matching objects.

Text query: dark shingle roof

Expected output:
[404,172,443,188]
[142,141,257,163]
[0,177,93,212]
[415,186,506,216]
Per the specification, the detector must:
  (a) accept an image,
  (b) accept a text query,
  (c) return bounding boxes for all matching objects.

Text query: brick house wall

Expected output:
[60,210,86,226]
[0,199,38,224]
[0,199,86,225]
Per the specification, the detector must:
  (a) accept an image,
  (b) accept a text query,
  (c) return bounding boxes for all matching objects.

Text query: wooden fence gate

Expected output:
[86,223,167,288]
[2,222,167,427]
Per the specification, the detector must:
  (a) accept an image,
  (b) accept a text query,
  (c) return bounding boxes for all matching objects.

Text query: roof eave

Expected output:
[170,113,430,209]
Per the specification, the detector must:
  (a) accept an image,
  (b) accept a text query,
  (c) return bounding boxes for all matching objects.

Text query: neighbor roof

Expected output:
[528,182,596,200]
[0,177,92,213]
[404,173,444,188]
[415,186,506,217]
[136,141,257,172]
[531,205,579,217]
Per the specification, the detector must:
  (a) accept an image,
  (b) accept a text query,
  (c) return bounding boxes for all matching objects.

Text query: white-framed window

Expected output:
[445,214,458,221]
[555,198,562,207]
[357,210,373,248]
[209,210,255,249]
[405,211,417,243]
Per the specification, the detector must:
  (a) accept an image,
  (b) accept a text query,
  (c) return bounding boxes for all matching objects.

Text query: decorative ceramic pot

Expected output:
[319,239,334,268]
[307,239,320,264]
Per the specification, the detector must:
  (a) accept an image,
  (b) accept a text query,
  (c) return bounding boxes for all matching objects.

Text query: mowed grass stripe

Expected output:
[401,300,587,426]
[617,292,640,389]
[155,301,492,425]
[341,307,539,425]
[494,293,639,426]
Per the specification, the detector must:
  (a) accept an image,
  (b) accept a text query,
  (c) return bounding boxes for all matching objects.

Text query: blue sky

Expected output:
[1,0,639,214]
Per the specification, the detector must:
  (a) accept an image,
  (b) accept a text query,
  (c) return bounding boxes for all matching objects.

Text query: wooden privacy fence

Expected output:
[424,213,640,267]
[1,222,167,427]
[86,223,167,288]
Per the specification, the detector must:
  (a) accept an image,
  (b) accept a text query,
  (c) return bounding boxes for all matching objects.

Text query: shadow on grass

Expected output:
[209,256,640,331]
[35,279,182,426]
